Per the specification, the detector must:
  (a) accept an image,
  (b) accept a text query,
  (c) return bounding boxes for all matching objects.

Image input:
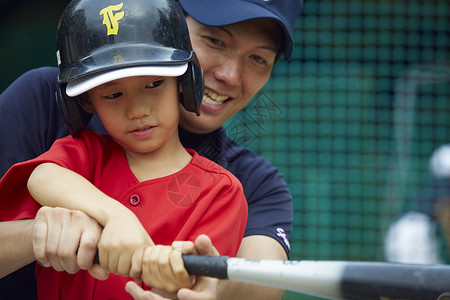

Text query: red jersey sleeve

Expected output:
[0,130,107,221]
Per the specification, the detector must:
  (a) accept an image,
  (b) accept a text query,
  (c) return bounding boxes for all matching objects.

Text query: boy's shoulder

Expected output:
[187,149,243,188]
[53,130,118,154]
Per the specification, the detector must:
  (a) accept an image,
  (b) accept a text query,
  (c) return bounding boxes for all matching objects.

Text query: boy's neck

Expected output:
[125,139,191,182]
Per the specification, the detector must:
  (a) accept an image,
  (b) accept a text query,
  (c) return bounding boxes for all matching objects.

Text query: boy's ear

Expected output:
[77,94,96,114]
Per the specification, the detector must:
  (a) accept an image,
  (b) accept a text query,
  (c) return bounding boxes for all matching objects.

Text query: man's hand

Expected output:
[32,206,107,279]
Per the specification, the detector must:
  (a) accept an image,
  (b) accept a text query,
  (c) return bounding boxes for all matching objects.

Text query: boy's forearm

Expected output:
[28,162,131,226]
[0,219,35,278]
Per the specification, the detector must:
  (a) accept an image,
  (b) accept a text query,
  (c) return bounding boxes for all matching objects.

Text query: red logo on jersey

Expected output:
[167,173,202,207]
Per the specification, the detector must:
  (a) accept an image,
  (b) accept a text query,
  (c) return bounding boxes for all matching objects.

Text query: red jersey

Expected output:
[0,130,247,299]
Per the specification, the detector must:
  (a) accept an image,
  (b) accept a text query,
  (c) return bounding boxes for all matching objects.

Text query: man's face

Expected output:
[179,17,282,134]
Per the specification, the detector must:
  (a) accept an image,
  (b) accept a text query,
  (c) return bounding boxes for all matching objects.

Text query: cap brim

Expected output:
[178,0,293,60]
[66,64,188,97]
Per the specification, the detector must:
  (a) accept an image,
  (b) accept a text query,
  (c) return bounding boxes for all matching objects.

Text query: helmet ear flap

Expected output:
[179,52,204,115]
[56,84,93,137]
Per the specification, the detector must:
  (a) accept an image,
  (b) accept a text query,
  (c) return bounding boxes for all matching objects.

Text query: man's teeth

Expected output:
[203,89,228,105]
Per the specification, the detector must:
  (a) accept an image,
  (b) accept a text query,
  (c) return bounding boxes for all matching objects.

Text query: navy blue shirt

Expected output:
[0,67,293,299]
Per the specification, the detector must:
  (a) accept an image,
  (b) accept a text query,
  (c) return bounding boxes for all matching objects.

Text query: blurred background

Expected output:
[1,0,449,299]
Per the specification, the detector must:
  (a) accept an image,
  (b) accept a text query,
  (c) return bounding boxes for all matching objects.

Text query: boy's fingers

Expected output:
[142,246,157,286]
[169,250,192,288]
[130,248,144,280]
[98,247,111,274]
[155,246,173,288]
[172,241,196,254]
[172,235,218,256]
[116,253,131,276]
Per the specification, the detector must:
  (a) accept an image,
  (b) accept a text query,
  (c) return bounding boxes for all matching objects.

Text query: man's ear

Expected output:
[77,94,96,114]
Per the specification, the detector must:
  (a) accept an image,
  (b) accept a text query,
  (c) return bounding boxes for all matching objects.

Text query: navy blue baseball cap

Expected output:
[178,0,303,61]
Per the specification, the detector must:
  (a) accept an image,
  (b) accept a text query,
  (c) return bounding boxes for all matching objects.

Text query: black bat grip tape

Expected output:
[93,252,229,280]
[182,255,229,279]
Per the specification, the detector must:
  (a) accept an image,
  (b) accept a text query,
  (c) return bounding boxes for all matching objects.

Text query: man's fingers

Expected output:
[32,218,49,266]
[195,234,219,256]
[58,220,82,274]
[125,281,153,300]
[77,225,101,270]
[33,207,103,275]
[88,264,109,281]
[177,276,218,300]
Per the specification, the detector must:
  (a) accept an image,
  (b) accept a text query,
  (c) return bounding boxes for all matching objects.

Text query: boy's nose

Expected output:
[126,97,150,120]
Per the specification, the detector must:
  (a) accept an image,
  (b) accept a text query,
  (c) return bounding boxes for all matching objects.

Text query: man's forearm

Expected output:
[216,235,288,300]
[218,280,284,300]
[0,219,35,278]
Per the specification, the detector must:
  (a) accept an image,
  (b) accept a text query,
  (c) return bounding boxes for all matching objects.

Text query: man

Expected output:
[0,0,303,299]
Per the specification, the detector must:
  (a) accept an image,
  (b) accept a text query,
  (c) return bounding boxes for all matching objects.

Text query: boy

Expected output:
[0,0,247,299]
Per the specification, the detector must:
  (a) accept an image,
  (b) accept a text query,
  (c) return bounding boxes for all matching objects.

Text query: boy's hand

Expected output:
[173,234,219,299]
[141,245,193,293]
[98,211,154,278]
[128,234,219,299]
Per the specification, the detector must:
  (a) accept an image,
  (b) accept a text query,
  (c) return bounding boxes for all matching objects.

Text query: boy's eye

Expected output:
[147,80,163,88]
[105,92,123,99]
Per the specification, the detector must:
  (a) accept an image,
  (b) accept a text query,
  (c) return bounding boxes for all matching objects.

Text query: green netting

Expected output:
[224,1,449,299]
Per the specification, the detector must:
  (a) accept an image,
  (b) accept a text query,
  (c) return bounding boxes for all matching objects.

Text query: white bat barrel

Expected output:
[226,258,345,299]
[182,255,450,300]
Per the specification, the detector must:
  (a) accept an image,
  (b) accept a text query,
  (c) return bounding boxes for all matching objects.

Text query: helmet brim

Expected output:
[66,64,188,97]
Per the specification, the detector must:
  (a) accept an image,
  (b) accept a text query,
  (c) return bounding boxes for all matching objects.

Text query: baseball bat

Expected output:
[93,253,450,300]
[181,255,450,300]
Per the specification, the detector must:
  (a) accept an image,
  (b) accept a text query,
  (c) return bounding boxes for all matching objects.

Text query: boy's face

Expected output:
[179,17,282,134]
[85,76,181,155]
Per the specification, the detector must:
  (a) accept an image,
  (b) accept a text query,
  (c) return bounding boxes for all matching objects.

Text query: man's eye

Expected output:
[105,92,123,99]
[204,36,224,48]
[250,54,268,65]
[147,80,163,88]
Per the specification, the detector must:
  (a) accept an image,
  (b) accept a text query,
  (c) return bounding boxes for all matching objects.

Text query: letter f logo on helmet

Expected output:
[99,3,124,35]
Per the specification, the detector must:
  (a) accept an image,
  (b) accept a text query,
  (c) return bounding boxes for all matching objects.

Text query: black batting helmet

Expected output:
[55,0,203,136]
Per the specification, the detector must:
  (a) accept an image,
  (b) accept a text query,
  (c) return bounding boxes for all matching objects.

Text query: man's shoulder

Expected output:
[0,67,60,117]
[23,66,59,81]
[215,129,279,175]
[7,67,59,93]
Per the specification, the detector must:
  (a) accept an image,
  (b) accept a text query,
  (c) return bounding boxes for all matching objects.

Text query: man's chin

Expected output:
[179,114,218,135]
